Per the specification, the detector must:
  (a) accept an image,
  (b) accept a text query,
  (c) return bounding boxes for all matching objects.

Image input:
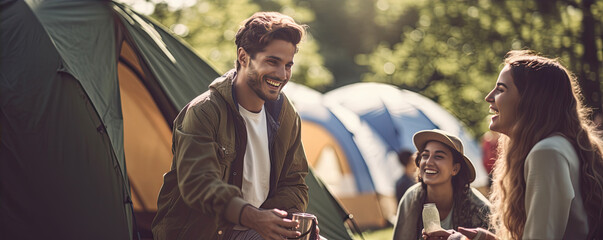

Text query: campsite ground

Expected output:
[354,226,393,240]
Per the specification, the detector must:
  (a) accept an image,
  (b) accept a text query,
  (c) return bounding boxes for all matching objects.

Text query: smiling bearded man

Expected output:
[151,12,311,240]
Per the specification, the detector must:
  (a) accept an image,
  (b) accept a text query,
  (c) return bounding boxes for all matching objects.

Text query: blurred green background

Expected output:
[118,0,603,138]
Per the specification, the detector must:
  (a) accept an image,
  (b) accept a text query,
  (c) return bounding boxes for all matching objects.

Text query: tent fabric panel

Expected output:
[327,104,401,197]
[117,35,179,126]
[301,113,375,193]
[112,2,219,110]
[325,82,413,153]
[338,193,388,230]
[389,110,438,151]
[301,121,358,197]
[120,41,146,78]
[118,62,172,212]
[353,98,438,152]
[1,0,59,134]
[0,1,132,238]
[377,87,440,151]
[300,121,350,174]
[26,0,129,186]
[305,169,353,240]
[0,74,132,239]
[356,106,401,151]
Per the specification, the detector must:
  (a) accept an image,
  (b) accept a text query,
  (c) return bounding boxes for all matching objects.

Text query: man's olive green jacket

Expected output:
[152,70,309,239]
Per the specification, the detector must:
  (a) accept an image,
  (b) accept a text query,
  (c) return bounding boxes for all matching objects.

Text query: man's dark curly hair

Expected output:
[234,12,306,70]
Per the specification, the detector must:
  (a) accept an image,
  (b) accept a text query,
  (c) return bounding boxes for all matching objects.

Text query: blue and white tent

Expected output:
[324,82,489,187]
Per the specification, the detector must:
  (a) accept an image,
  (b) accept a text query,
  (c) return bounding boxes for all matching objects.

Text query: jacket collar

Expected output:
[210,69,283,149]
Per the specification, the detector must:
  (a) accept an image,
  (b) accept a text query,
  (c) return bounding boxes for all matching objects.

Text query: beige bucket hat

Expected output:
[413,129,476,182]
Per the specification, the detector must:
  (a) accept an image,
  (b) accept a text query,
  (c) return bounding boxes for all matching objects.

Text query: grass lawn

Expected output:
[353,226,393,240]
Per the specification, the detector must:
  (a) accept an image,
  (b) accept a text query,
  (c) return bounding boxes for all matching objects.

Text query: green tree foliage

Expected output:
[124,0,334,89]
[120,0,602,137]
[355,0,603,135]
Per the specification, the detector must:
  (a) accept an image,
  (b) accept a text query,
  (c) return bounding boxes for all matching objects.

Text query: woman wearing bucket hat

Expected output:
[392,129,491,240]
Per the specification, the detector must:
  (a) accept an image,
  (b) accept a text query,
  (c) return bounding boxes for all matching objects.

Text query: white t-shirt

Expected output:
[238,105,271,209]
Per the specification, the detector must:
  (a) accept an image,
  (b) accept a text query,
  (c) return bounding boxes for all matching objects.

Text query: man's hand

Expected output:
[240,206,300,240]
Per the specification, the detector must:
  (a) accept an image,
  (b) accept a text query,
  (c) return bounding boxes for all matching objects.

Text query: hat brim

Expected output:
[413,130,476,183]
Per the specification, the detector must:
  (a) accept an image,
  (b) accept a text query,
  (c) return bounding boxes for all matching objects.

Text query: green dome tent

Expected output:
[0,0,353,239]
[1,0,217,238]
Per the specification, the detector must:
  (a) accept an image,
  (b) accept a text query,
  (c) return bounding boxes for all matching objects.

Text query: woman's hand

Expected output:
[422,227,496,240]
[422,228,455,240]
[457,227,497,240]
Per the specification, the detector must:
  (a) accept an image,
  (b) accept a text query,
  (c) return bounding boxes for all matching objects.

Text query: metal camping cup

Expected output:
[290,213,316,240]
[422,203,442,233]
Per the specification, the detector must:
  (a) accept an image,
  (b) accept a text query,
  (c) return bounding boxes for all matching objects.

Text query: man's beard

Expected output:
[246,63,281,102]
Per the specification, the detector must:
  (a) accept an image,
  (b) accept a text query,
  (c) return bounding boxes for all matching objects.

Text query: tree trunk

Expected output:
[579,0,602,119]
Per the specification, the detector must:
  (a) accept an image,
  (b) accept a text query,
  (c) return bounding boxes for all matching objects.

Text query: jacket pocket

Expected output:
[216,143,235,178]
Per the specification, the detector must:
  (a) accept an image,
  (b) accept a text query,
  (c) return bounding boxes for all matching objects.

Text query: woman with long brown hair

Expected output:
[424,50,603,239]
[487,50,603,239]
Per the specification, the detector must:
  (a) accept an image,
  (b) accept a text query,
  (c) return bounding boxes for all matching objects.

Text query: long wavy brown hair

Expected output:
[489,50,603,239]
